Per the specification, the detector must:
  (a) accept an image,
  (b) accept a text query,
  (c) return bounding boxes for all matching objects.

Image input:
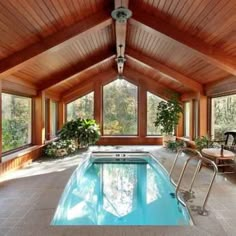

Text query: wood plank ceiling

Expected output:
[0,0,235,98]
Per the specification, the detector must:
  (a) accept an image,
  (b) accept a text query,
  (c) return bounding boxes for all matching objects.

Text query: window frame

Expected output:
[210,94,236,140]
[65,91,95,122]
[146,91,165,136]
[1,92,33,156]
[102,79,139,136]
[183,101,191,139]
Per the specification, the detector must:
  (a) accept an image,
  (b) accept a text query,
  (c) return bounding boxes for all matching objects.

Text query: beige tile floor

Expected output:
[0,146,236,236]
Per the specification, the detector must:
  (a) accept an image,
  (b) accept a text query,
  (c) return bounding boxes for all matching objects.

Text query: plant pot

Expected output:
[162,135,176,147]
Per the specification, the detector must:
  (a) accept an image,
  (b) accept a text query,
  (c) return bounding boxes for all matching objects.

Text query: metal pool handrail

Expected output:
[169,147,218,216]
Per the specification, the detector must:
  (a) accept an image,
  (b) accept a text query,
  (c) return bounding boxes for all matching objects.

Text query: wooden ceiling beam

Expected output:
[205,76,236,96]
[39,50,115,91]
[62,69,117,103]
[0,10,112,80]
[130,11,236,76]
[126,48,203,94]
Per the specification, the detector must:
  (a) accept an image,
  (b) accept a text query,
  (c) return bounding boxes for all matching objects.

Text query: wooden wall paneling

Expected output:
[33,91,45,145]
[98,137,163,145]
[39,52,115,91]
[0,11,112,80]
[126,49,203,93]
[129,10,236,76]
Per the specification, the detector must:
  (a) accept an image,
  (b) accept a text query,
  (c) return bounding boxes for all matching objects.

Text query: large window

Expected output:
[147,92,164,135]
[103,79,138,135]
[184,102,191,138]
[66,92,94,121]
[211,94,236,140]
[2,93,32,153]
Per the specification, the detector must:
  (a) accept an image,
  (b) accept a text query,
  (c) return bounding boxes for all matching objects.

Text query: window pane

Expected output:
[2,93,32,152]
[103,79,138,135]
[51,101,58,137]
[211,94,236,140]
[147,92,164,135]
[66,92,94,121]
[184,102,190,138]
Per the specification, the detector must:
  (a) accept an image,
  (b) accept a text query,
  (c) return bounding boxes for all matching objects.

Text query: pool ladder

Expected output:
[169,147,218,216]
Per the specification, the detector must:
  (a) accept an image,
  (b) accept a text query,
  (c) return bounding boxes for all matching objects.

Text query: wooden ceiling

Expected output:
[0,0,235,98]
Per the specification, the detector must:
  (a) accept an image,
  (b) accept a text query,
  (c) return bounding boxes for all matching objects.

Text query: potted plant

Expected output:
[58,118,100,149]
[154,95,183,147]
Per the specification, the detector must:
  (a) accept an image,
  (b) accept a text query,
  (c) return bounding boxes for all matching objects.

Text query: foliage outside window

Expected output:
[66,92,94,121]
[211,94,236,140]
[184,102,190,138]
[2,93,32,153]
[103,79,138,135]
[147,92,164,135]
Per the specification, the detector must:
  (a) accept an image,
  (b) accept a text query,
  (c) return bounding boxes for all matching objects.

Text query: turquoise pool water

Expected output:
[52,153,191,225]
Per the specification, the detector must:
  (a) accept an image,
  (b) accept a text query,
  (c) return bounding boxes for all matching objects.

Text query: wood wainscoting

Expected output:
[0,146,42,177]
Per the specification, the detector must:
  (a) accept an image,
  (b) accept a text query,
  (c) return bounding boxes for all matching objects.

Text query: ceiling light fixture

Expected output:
[111,7,132,23]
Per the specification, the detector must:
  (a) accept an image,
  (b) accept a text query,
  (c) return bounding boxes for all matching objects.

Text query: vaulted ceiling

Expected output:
[0,0,236,99]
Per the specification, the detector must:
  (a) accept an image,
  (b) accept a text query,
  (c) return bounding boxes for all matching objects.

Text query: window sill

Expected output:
[2,145,43,163]
[44,137,59,144]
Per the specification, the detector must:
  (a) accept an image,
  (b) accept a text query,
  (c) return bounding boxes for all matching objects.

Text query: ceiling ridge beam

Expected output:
[0,10,112,80]
[113,0,130,74]
[130,11,236,76]
[39,50,116,91]
[126,48,203,94]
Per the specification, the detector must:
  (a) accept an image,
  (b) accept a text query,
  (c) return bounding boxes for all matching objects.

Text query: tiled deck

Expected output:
[0,146,236,236]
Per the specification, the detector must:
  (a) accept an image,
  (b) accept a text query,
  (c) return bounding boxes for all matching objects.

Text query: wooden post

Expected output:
[139,87,147,139]
[58,101,65,130]
[0,81,2,162]
[176,112,184,137]
[33,91,45,145]
[199,95,208,137]
[94,80,102,134]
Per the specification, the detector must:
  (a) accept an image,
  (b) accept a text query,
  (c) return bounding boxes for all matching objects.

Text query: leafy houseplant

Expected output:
[166,140,184,152]
[58,118,83,147]
[195,135,212,151]
[154,96,183,146]
[58,118,100,148]
[78,119,101,148]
